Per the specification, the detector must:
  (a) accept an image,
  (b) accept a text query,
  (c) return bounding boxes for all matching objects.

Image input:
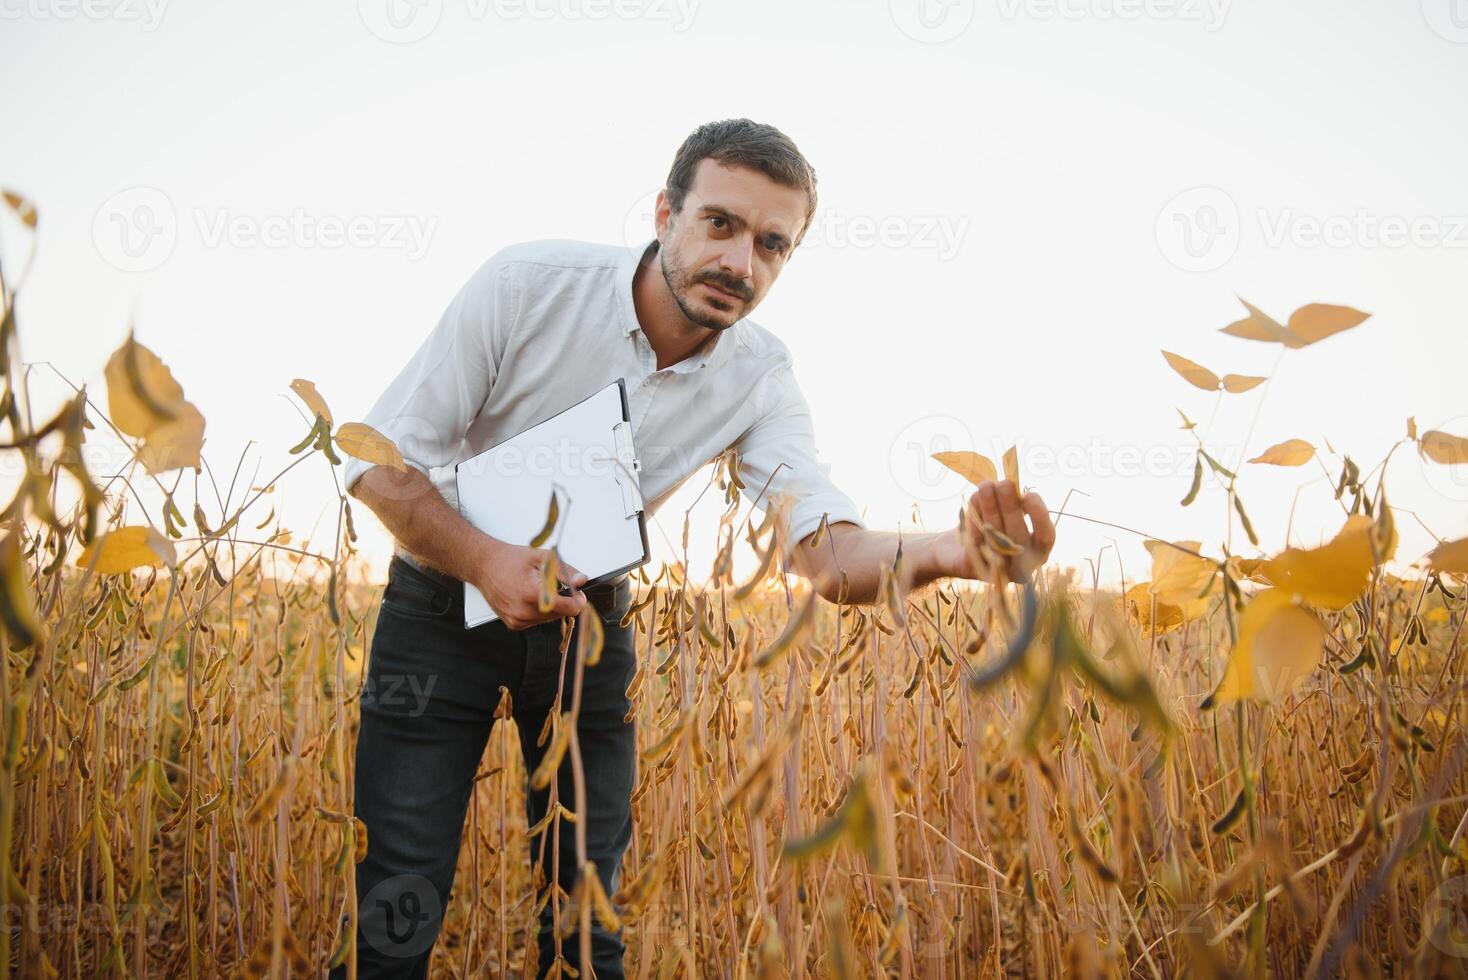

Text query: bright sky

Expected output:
[3,0,1465,586]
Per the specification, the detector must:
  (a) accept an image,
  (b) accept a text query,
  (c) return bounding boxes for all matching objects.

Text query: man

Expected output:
[335,118,1056,979]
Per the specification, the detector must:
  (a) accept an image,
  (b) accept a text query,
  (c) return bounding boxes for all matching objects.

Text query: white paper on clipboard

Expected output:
[454,378,649,628]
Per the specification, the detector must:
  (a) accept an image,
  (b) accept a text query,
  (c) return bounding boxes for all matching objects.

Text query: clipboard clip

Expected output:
[611,420,643,519]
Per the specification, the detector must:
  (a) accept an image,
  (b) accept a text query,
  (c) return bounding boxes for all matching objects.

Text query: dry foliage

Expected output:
[2,194,1467,978]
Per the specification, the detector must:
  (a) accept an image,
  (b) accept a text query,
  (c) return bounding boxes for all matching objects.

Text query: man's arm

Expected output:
[344,253,588,629]
[789,480,1057,604]
[349,466,588,626]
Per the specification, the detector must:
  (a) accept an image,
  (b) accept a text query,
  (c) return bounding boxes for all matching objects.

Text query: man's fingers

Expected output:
[1021,491,1057,555]
[975,482,1002,530]
[995,481,1029,545]
[548,589,587,620]
[557,559,589,590]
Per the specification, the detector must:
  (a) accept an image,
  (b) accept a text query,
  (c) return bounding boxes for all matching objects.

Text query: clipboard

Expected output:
[454,378,650,628]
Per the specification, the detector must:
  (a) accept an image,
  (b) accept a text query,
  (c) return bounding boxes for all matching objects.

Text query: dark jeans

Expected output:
[331,556,637,980]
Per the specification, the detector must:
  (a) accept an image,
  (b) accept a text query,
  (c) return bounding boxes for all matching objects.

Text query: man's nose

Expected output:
[718,234,754,282]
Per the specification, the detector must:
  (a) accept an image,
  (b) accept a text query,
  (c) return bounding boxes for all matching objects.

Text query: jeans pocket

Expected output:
[381,574,455,622]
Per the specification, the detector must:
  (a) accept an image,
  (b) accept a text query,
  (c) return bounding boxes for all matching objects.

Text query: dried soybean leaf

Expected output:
[76,526,176,574]
[932,450,997,485]
[289,379,333,427]
[1221,374,1266,393]
[1161,351,1220,391]
[333,422,407,472]
[1248,439,1316,467]
[1419,430,1468,466]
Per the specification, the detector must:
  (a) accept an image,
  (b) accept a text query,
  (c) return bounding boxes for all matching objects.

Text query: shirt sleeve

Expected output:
[341,255,520,494]
[734,361,865,562]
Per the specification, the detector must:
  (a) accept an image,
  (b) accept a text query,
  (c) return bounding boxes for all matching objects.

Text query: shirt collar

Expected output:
[616,237,733,375]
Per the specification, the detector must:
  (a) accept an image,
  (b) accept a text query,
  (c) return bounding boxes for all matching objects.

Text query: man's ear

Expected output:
[654,190,674,243]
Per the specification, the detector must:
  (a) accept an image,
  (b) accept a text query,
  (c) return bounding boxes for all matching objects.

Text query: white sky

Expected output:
[3,0,1465,586]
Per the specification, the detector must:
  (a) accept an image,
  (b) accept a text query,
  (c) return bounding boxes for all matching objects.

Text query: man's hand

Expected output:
[475,540,589,631]
[931,481,1056,584]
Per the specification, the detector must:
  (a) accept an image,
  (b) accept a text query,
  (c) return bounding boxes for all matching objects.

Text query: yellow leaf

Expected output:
[289,379,333,427]
[1144,540,1216,609]
[1285,303,1370,346]
[1002,445,1020,486]
[1220,374,1266,393]
[1406,417,1418,440]
[1427,537,1468,577]
[1121,582,1202,633]
[529,490,560,550]
[1230,556,1271,583]
[932,450,997,485]
[1248,439,1315,467]
[105,336,186,438]
[103,336,206,473]
[1220,299,1295,345]
[1261,514,1392,610]
[1161,351,1220,391]
[1419,430,1468,466]
[333,422,407,472]
[2,189,37,228]
[76,526,176,575]
[538,548,560,615]
[136,402,205,474]
[1211,589,1324,704]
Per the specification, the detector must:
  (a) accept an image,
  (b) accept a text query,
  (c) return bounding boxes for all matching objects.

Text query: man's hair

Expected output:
[664,118,818,245]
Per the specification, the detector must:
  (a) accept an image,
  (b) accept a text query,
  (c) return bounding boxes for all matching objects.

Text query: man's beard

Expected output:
[660,245,752,332]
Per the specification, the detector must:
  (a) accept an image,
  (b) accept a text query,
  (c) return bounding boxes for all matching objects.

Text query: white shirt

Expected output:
[343,238,865,568]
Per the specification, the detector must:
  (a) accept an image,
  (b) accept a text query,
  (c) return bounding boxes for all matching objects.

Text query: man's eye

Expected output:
[707,216,727,230]
[763,238,787,254]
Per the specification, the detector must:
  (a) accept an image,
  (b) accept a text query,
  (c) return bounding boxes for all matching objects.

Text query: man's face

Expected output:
[654,158,808,332]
